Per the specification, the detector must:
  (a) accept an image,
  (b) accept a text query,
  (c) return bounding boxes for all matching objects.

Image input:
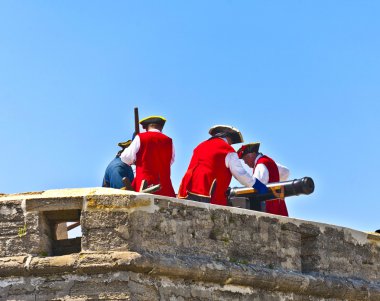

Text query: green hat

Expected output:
[139,115,166,129]
[209,125,244,145]
[118,140,132,148]
[237,143,261,159]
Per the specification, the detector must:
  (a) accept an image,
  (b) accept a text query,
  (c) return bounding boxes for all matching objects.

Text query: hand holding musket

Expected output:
[121,177,134,191]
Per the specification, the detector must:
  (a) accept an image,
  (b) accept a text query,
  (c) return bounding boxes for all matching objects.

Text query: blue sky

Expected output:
[1,1,379,232]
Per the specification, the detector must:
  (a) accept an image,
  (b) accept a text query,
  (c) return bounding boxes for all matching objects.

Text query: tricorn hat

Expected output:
[237,142,261,159]
[209,125,244,145]
[117,140,132,149]
[139,115,166,129]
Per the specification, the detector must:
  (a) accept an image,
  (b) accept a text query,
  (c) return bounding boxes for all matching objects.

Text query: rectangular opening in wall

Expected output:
[67,221,82,238]
[44,209,82,256]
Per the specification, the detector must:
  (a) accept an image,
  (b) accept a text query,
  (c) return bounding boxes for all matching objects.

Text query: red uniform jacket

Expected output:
[133,131,175,197]
[255,155,288,216]
[178,138,234,206]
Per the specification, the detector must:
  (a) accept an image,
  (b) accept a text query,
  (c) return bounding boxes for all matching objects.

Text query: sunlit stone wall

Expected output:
[1,188,379,300]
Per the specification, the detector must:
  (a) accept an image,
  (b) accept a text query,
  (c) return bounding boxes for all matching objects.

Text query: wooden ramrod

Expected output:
[227,177,315,211]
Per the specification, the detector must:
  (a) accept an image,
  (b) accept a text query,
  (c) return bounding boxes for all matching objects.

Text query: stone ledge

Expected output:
[25,197,83,212]
[1,251,379,300]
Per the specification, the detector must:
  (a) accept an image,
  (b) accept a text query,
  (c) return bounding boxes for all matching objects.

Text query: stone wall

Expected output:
[1,188,380,300]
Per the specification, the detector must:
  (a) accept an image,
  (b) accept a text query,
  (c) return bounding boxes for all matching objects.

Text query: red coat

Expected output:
[178,138,234,206]
[133,131,175,197]
[255,155,288,216]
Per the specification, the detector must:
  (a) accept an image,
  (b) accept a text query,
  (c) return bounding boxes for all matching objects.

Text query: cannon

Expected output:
[228,177,315,211]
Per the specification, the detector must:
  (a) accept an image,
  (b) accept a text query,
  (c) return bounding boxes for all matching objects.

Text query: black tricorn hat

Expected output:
[139,115,166,129]
[117,140,132,148]
[209,125,244,145]
[237,142,261,159]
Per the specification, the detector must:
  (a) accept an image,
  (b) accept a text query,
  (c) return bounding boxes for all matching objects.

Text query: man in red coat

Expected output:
[120,115,176,197]
[237,142,289,216]
[178,125,268,206]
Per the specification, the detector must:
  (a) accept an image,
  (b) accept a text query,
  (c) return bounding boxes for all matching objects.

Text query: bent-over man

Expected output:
[237,142,289,216]
[102,140,134,189]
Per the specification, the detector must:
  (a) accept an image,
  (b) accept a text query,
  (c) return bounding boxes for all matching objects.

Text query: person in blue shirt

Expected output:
[102,140,134,189]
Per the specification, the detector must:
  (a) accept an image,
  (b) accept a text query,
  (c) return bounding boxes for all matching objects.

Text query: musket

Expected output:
[228,177,315,211]
[134,107,140,136]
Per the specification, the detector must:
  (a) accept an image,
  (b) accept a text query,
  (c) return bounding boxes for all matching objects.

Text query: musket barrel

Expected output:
[229,177,315,203]
[134,107,140,135]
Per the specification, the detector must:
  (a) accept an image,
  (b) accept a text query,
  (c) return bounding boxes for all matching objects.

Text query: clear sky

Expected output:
[1,1,379,232]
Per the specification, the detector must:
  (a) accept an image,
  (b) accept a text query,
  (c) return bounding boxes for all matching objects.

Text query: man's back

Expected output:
[134,131,175,197]
[178,137,235,205]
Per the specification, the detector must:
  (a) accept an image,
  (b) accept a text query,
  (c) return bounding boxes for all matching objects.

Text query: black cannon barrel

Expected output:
[229,177,315,203]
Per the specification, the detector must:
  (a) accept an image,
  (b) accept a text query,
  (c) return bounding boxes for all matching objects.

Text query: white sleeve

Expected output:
[226,152,255,187]
[277,163,290,181]
[171,143,175,165]
[253,163,269,184]
[120,135,140,165]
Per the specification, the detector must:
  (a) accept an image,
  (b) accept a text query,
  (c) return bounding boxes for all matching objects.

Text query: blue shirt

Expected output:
[102,156,134,189]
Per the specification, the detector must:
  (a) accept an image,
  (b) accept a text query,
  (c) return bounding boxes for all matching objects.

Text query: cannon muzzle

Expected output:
[228,177,315,210]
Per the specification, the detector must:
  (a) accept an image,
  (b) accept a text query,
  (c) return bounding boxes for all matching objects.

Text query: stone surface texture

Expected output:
[0,187,379,301]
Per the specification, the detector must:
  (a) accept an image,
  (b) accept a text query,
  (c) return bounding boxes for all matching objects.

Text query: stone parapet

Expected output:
[1,188,379,300]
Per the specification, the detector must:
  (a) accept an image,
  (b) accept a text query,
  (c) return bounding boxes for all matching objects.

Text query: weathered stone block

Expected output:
[25,196,83,212]
[81,210,129,229]
[81,228,129,252]
[0,201,24,222]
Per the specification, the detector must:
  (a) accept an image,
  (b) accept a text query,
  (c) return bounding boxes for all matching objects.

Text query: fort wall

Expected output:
[1,188,379,300]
